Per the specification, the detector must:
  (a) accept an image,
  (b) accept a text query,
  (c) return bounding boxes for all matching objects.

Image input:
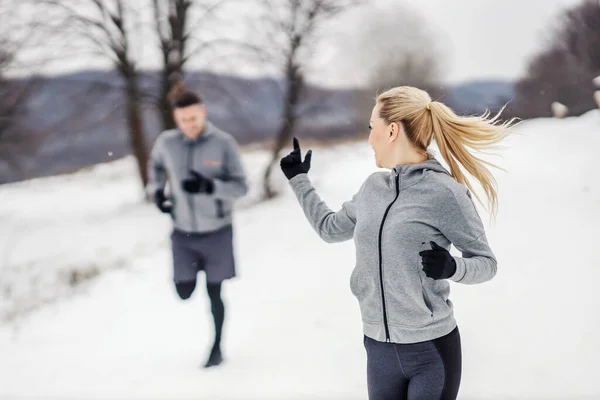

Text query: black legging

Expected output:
[175,281,224,350]
[364,326,462,400]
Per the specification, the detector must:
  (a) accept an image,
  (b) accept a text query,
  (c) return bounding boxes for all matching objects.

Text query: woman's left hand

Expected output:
[419,241,457,280]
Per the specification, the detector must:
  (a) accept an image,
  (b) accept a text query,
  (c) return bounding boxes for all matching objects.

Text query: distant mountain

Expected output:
[0,70,514,184]
[445,80,515,115]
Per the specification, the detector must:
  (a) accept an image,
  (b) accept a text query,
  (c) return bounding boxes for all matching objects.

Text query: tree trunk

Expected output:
[125,73,149,187]
[157,0,187,132]
[263,62,303,199]
[159,64,176,131]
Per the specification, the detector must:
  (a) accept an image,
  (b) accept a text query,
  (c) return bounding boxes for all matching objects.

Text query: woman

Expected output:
[279,86,515,400]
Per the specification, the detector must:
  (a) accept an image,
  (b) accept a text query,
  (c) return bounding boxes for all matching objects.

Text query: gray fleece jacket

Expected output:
[148,121,248,233]
[289,157,497,344]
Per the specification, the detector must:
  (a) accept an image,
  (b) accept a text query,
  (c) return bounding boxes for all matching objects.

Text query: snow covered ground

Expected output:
[1,111,599,399]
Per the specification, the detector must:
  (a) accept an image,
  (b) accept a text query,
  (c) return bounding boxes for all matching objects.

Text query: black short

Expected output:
[170,225,236,284]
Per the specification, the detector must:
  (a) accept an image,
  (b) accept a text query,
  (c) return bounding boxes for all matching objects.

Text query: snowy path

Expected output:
[1,112,599,399]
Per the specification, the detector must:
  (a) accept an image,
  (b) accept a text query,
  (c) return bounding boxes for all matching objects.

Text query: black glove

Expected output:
[154,189,173,214]
[280,137,312,180]
[182,170,214,194]
[419,241,457,280]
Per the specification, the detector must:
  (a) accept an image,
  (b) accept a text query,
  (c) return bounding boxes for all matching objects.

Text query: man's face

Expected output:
[173,104,207,139]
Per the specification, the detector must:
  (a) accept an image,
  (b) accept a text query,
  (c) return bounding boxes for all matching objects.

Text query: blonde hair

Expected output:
[376,86,518,216]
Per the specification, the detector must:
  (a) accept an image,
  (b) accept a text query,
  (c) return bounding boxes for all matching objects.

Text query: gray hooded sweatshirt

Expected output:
[288,157,497,344]
[148,121,248,233]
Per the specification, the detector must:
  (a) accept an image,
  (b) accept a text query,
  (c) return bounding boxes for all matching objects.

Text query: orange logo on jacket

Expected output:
[202,160,222,166]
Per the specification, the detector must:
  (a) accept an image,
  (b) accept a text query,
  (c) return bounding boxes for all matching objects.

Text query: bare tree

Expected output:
[0,50,39,173]
[0,1,121,182]
[41,0,150,186]
[255,0,361,199]
[152,0,253,131]
[511,0,600,119]
[0,3,47,176]
[558,0,600,73]
[509,47,587,118]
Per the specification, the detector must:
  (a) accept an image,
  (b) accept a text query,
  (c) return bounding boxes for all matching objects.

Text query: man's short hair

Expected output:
[168,81,203,109]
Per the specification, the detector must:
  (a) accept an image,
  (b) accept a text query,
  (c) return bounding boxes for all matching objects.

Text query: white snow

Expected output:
[1,111,599,400]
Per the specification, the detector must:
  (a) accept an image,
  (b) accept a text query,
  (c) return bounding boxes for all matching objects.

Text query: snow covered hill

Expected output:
[1,111,599,399]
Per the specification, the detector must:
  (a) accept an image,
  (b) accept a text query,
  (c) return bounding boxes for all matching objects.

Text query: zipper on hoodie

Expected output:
[377,173,401,342]
[186,144,198,231]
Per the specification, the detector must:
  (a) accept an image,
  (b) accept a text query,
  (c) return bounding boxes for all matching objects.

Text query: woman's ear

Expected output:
[388,122,401,142]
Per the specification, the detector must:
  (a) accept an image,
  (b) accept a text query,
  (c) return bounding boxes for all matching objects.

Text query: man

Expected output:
[147,83,248,368]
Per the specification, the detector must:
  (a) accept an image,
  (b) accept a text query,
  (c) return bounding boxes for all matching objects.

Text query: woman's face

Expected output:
[368,103,392,168]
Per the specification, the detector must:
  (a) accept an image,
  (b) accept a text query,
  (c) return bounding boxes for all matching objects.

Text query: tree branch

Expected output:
[153,0,170,46]
[185,0,240,32]
[181,37,265,65]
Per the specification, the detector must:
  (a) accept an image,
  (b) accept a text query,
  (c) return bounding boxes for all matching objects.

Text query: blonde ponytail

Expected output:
[377,87,518,217]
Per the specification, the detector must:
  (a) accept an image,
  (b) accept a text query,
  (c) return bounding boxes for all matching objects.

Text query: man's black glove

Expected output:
[419,241,457,280]
[182,170,214,194]
[280,137,312,180]
[154,189,173,214]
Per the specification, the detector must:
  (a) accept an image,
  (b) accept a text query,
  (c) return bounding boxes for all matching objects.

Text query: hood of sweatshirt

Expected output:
[387,157,452,190]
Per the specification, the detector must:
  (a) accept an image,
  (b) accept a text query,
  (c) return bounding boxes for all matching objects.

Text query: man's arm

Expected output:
[211,137,248,199]
[147,136,167,195]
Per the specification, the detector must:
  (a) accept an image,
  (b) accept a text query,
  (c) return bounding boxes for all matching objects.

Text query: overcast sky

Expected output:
[323,0,583,85]
[406,0,582,83]
[10,0,583,86]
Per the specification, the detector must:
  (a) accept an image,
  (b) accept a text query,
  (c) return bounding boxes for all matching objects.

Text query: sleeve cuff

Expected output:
[449,257,467,282]
[288,173,310,189]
